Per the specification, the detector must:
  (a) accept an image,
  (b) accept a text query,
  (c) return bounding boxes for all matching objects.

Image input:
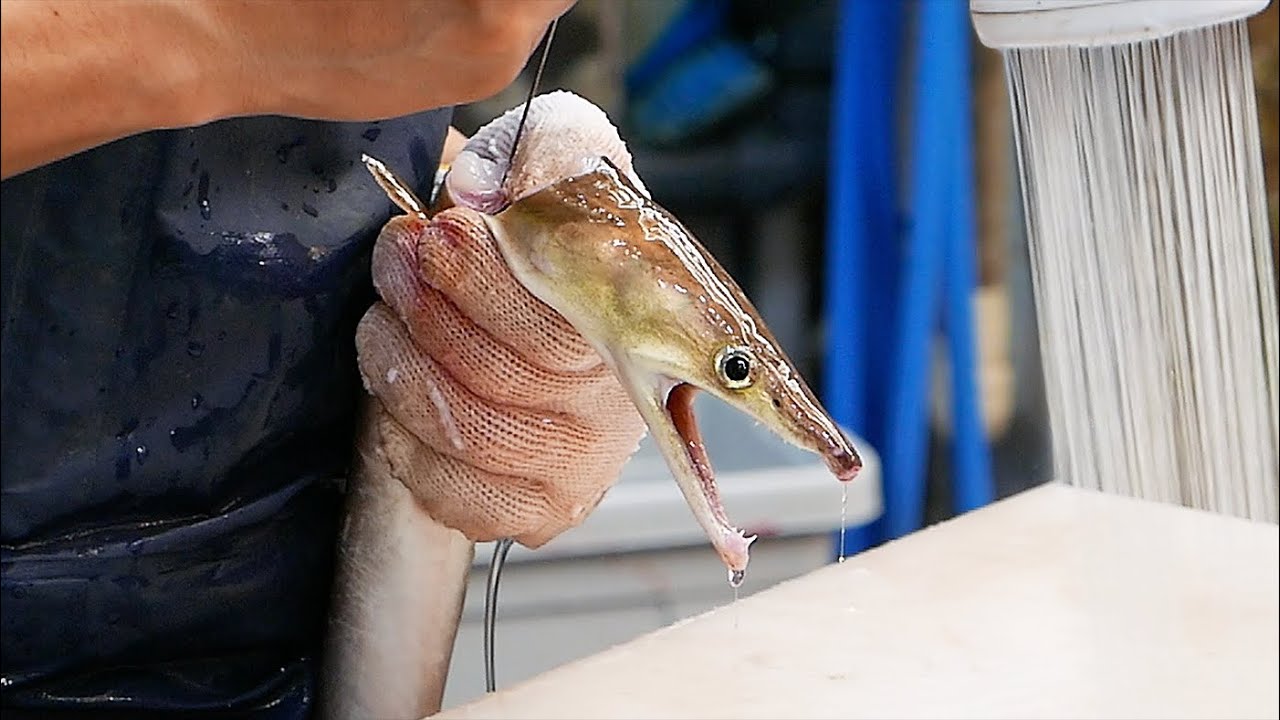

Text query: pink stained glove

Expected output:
[354,207,647,547]
[355,92,656,548]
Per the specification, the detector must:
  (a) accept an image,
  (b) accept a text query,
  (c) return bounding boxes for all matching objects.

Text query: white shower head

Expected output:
[970,0,1270,48]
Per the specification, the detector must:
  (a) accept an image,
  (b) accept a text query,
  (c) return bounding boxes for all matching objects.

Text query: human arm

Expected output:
[0,0,572,179]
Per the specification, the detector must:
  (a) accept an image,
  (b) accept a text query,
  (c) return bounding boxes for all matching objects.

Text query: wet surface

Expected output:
[0,109,450,713]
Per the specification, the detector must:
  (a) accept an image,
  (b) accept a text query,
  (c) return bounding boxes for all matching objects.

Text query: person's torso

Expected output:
[0,108,451,717]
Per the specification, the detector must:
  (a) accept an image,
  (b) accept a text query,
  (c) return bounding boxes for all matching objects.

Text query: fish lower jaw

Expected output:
[712,527,757,575]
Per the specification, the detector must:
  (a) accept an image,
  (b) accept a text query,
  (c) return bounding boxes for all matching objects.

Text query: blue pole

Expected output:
[882,0,967,541]
[941,0,995,514]
[825,0,904,558]
[825,0,868,434]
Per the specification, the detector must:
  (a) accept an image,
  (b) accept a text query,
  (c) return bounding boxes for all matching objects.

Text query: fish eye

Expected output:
[716,347,754,389]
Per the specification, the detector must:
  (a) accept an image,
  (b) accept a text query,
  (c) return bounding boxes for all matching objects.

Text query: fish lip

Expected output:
[662,381,755,571]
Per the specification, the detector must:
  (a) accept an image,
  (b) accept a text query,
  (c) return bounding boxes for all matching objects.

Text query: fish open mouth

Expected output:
[663,382,755,579]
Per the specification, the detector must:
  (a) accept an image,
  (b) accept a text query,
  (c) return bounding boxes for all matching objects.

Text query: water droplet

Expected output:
[197,171,211,220]
[302,203,319,218]
[186,341,205,358]
[728,569,745,588]
[0,677,12,687]
[362,127,382,142]
[135,445,149,464]
[386,368,399,384]
[191,393,203,409]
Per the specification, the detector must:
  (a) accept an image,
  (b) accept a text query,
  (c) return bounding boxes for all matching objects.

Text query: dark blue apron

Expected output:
[1,108,452,718]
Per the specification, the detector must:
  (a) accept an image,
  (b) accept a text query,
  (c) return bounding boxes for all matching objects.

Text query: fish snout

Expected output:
[823,433,863,482]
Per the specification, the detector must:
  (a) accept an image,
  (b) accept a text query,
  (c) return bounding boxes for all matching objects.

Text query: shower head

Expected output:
[970,0,1270,49]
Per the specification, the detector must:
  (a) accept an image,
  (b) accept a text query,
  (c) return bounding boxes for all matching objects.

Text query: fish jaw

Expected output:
[713,368,864,484]
[612,351,859,577]
[615,365,757,575]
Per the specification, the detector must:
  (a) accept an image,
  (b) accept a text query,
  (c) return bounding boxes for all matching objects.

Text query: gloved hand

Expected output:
[353,101,650,548]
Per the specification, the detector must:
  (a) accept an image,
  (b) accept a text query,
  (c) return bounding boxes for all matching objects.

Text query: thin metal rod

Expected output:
[501,18,559,190]
[482,19,555,695]
[483,538,515,693]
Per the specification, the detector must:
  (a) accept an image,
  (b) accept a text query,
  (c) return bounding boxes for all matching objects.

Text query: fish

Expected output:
[447,91,861,575]
[320,91,860,719]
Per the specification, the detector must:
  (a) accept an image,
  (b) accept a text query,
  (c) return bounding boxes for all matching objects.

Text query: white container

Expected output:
[970,0,1270,48]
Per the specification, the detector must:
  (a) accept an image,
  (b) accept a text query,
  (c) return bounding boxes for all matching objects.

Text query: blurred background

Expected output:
[443,0,1279,708]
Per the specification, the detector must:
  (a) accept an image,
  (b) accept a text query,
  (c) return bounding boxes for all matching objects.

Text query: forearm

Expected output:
[1,1,237,179]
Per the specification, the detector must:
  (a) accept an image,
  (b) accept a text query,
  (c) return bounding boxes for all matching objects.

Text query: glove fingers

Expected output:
[376,409,610,547]
[405,210,602,374]
[356,303,644,488]
[370,219,634,417]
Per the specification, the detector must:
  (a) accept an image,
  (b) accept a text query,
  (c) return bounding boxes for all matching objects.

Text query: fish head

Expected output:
[488,158,862,577]
[435,91,861,578]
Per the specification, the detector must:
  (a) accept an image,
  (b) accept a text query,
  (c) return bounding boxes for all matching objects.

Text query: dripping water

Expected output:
[728,568,744,631]
[838,483,848,563]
